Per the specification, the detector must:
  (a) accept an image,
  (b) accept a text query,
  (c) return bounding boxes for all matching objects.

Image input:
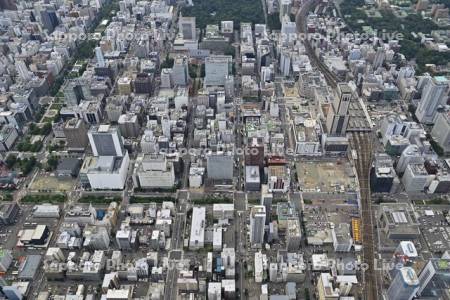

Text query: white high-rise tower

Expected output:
[95,46,106,67]
[250,206,266,248]
[387,267,419,300]
[415,76,449,124]
[15,61,32,81]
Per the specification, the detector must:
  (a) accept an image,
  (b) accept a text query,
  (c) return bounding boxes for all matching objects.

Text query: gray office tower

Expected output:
[326,83,353,136]
[250,206,266,247]
[415,76,449,124]
[206,152,233,180]
[64,118,89,151]
[88,125,125,157]
[417,258,450,298]
[387,267,419,300]
[40,8,59,33]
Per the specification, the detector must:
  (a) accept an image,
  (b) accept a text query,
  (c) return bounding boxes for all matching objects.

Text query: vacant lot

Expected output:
[297,160,357,193]
[30,175,75,192]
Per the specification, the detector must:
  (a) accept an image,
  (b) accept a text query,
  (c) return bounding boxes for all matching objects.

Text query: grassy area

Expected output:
[192,197,233,205]
[196,244,214,253]
[303,199,313,204]
[129,196,176,204]
[22,194,66,204]
[0,192,13,202]
[248,198,260,205]
[248,197,288,205]
[79,195,121,204]
[374,196,397,204]
[181,0,264,29]
[413,198,449,205]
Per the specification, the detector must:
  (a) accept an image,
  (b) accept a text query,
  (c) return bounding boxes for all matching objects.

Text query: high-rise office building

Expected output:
[15,61,32,81]
[431,110,450,154]
[387,267,420,300]
[161,115,171,138]
[250,206,266,247]
[390,241,418,278]
[204,55,232,86]
[260,185,273,224]
[279,0,292,20]
[396,144,424,174]
[63,118,89,151]
[172,56,189,86]
[63,79,91,107]
[373,46,386,69]
[286,219,302,251]
[95,47,106,67]
[206,152,234,180]
[281,15,296,39]
[221,21,234,35]
[134,73,153,95]
[116,226,132,250]
[0,0,17,10]
[40,7,59,33]
[118,113,141,138]
[417,258,450,298]
[415,76,449,124]
[88,125,125,157]
[189,207,206,250]
[326,83,353,136]
[160,68,173,88]
[178,16,196,40]
[397,66,415,83]
[224,75,235,99]
[370,153,396,193]
[0,202,19,225]
[0,249,13,272]
[2,285,23,300]
[246,137,265,167]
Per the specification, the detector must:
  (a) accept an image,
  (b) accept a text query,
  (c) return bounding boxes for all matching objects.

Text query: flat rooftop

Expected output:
[417,208,450,254]
[189,207,206,245]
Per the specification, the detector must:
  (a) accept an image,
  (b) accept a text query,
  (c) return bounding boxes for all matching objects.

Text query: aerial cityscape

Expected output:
[0,0,449,299]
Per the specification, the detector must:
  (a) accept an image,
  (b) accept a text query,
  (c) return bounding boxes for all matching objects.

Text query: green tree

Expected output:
[29,123,38,134]
[200,64,206,77]
[181,0,264,29]
[29,122,52,136]
[46,156,59,171]
[5,154,17,169]
[224,45,236,58]
[161,54,174,69]
[267,14,282,30]
[76,40,98,60]
[305,288,310,300]
[41,123,52,135]
[188,64,198,78]
[19,156,37,175]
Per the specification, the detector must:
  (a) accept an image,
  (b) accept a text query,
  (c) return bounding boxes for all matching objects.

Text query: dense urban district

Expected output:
[0,0,449,299]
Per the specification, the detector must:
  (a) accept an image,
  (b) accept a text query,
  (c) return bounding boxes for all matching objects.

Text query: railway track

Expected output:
[296,0,378,300]
[349,132,378,300]
[295,2,378,299]
[295,0,339,88]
